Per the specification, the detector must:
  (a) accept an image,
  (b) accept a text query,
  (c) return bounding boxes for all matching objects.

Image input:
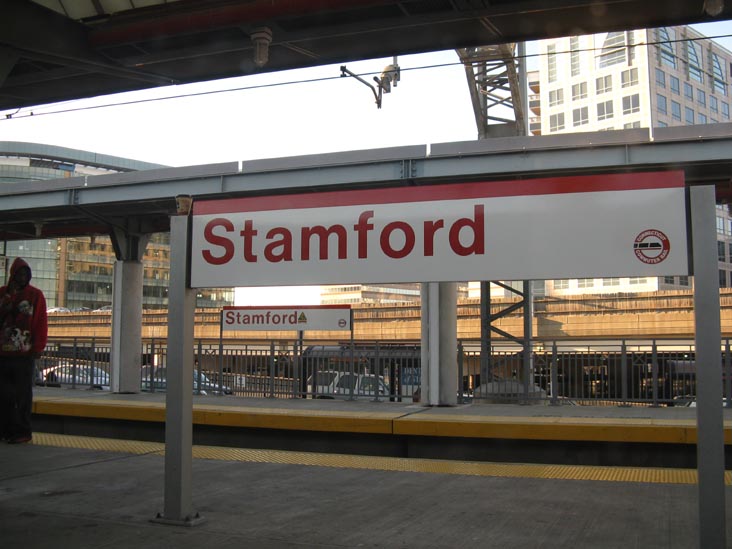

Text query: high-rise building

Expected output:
[0,142,234,309]
[529,25,732,296]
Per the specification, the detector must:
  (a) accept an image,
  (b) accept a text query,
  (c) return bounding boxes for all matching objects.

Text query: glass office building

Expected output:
[0,142,233,309]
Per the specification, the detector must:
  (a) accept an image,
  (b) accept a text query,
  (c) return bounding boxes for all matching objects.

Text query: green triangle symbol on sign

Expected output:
[298,312,307,323]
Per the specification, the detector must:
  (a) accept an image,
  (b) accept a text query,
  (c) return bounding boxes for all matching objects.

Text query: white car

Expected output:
[43,364,110,390]
[307,370,389,399]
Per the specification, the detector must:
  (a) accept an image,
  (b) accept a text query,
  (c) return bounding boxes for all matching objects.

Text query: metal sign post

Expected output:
[690,185,726,548]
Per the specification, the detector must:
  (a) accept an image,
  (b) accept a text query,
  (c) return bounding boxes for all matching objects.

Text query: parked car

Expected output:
[46,306,70,313]
[140,366,232,395]
[307,370,389,398]
[93,305,113,312]
[43,364,110,390]
[679,398,731,408]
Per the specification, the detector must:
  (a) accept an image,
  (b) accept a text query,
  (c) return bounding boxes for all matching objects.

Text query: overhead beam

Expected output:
[1,128,732,239]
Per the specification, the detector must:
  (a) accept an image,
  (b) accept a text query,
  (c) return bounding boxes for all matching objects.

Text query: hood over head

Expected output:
[8,257,32,284]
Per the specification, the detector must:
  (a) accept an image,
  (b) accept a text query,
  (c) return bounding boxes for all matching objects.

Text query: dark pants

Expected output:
[0,355,34,439]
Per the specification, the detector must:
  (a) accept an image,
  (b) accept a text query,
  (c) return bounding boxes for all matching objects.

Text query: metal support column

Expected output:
[420,282,457,406]
[110,261,143,393]
[109,227,150,394]
[690,185,725,548]
[153,213,203,527]
[480,281,491,386]
[522,280,534,402]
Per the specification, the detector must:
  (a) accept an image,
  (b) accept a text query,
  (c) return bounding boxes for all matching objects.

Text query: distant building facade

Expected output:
[529,25,732,295]
[321,283,469,304]
[0,142,233,309]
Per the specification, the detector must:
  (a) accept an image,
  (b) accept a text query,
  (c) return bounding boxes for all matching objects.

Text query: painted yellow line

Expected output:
[393,414,732,444]
[34,398,166,423]
[32,396,732,443]
[193,406,397,433]
[393,415,732,444]
[28,432,732,485]
[33,396,397,434]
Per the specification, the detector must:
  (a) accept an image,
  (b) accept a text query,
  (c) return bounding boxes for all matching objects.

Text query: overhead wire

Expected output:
[1,32,730,121]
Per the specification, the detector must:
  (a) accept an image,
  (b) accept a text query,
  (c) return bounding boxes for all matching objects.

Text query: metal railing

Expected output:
[36,337,732,407]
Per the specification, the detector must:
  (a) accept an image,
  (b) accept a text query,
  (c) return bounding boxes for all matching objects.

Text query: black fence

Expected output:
[35,338,732,406]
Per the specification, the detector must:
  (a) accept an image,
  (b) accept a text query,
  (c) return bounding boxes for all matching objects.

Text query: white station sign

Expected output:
[221,305,351,331]
[191,171,688,288]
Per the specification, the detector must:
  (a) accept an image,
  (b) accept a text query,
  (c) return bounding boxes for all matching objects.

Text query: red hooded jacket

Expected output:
[0,258,48,356]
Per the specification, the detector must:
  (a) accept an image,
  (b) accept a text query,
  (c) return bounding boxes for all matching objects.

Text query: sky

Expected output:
[1,23,729,166]
[0,50,476,167]
[1,21,730,305]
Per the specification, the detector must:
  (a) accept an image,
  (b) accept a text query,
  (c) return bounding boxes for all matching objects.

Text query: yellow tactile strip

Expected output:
[29,432,732,486]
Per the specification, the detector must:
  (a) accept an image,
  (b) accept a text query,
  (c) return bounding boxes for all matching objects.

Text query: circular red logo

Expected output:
[634,229,670,264]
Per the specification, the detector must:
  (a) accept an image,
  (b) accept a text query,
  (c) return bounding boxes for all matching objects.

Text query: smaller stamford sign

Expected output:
[221,305,351,332]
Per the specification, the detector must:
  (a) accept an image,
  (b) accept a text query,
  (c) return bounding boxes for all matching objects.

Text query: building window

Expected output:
[573,106,589,126]
[679,276,690,286]
[710,95,719,113]
[664,276,675,284]
[719,241,727,261]
[723,102,730,119]
[553,279,569,290]
[685,106,695,124]
[622,94,640,115]
[717,215,727,235]
[597,100,614,120]
[686,40,703,83]
[570,36,581,77]
[657,27,676,68]
[728,242,732,261]
[547,44,557,83]
[578,278,594,288]
[720,270,728,288]
[698,113,707,124]
[657,94,667,115]
[550,112,565,132]
[621,68,638,88]
[658,121,668,127]
[598,31,628,68]
[549,89,564,107]
[712,53,728,96]
[602,277,620,287]
[697,89,706,107]
[572,82,587,100]
[624,121,641,128]
[596,75,612,94]
[684,82,694,100]
[655,68,665,88]
[629,277,647,285]
[671,100,681,121]
[670,75,680,95]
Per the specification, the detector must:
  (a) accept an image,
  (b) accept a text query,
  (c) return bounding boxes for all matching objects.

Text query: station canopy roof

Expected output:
[2,0,731,112]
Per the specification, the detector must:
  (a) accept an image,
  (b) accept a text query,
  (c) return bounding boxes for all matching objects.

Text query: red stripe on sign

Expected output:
[194,171,684,215]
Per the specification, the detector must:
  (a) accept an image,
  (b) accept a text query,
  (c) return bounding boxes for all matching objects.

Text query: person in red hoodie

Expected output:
[0,258,48,444]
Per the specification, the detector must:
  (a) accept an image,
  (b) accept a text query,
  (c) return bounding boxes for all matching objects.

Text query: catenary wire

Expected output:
[1,33,730,121]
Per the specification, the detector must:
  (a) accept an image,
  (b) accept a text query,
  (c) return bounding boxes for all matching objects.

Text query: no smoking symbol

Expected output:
[634,229,670,264]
